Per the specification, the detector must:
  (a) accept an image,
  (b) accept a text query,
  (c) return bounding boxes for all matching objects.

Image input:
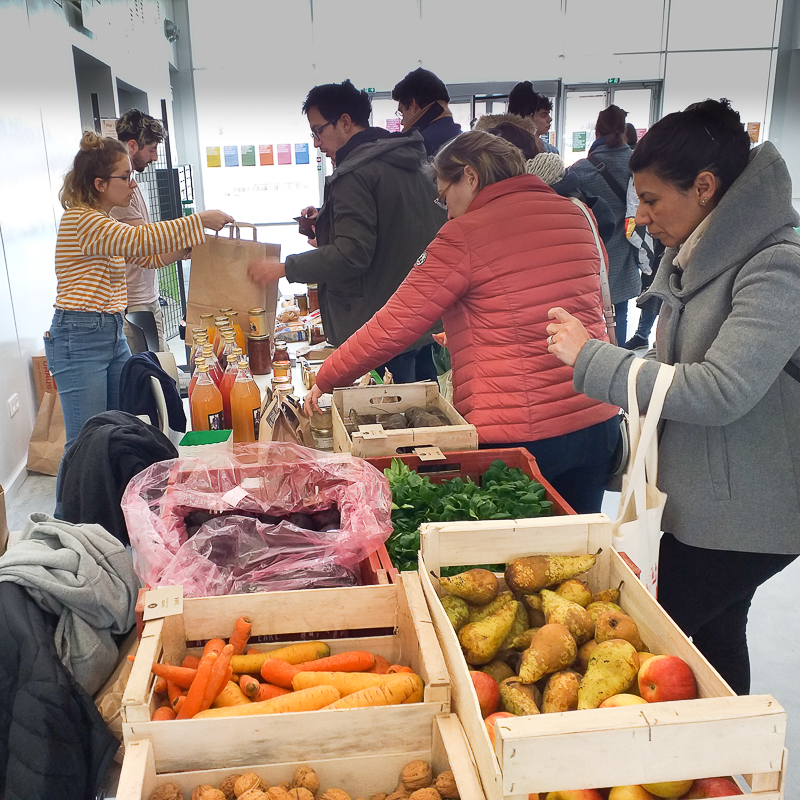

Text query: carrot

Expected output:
[166,679,184,709]
[182,654,201,669]
[253,683,292,702]
[260,658,300,689]
[229,640,330,675]
[201,644,234,711]
[173,695,186,715]
[292,671,423,699]
[366,654,392,674]
[324,679,417,709]
[387,664,414,674]
[246,647,260,655]
[211,680,251,708]
[177,651,217,719]
[127,654,136,663]
[150,662,197,690]
[239,674,261,698]
[229,616,252,655]
[193,685,341,719]
[153,675,168,695]
[262,651,377,689]
[203,638,226,658]
[152,705,177,721]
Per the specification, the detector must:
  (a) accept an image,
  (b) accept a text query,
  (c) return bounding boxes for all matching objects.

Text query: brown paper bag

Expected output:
[0,484,9,556]
[259,389,303,445]
[186,222,280,336]
[27,390,66,475]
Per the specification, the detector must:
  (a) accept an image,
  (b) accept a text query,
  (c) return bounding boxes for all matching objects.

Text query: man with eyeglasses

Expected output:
[250,80,446,384]
[112,109,188,351]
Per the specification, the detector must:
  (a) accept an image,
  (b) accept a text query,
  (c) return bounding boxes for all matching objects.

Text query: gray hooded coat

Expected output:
[573,142,800,554]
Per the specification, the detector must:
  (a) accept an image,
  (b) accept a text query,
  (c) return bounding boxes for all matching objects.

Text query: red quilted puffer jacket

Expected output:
[314,174,618,443]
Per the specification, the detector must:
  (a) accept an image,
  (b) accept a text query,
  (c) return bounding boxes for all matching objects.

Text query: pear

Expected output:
[575,639,598,674]
[577,639,639,709]
[540,589,594,645]
[518,623,577,684]
[586,600,624,624]
[591,580,624,604]
[498,600,529,653]
[505,551,599,593]
[507,627,540,651]
[594,608,645,651]
[440,568,499,605]
[441,595,469,632]
[555,578,592,608]
[458,600,519,665]
[500,677,541,716]
[541,669,581,713]
[522,593,546,628]
[481,659,516,684]
[467,591,515,623]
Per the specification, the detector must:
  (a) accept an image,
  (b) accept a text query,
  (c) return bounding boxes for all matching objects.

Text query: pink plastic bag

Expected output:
[121,441,392,597]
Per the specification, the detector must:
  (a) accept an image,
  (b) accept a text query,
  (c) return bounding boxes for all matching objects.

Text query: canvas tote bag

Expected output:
[613,358,676,596]
[186,222,280,336]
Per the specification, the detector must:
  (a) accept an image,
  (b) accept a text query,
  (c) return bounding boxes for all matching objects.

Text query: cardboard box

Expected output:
[122,574,450,772]
[32,348,57,403]
[419,515,787,799]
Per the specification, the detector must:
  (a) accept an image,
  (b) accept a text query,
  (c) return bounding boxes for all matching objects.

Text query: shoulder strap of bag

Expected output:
[569,197,616,345]
[587,153,628,205]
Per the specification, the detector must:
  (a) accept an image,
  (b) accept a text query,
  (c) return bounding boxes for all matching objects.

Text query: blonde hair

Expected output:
[430,130,525,190]
[59,131,129,210]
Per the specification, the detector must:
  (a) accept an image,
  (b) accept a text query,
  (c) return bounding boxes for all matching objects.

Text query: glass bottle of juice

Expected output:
[230,356,262,443]
[212,316,229,355]
[188,356,205,400]
[220,347,242,429]
[218,329,237,371]
[189,331,208,373]
[190,362,224,432]
[226,310,247,355]
[200,313,216,341]
[201,343,223,386]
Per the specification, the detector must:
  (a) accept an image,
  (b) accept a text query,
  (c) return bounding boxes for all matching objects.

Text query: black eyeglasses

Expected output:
[108,174,135,185]
[310,118,338,141]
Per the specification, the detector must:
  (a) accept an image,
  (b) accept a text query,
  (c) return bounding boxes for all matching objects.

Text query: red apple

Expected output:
[544,790,605,799]
[484,711,515,746]
[679,777,743,797]
[470,670,501,717]
[638,655,697,703]
[600,693,649,708]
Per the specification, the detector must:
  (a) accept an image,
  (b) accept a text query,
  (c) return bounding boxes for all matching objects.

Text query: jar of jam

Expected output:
[309,321,326,345]
[272,360,292,379]
[248,307,268,336]
[273,341,289,363]
[307,283,319,313]
[294,294,309,315]
[247,334,272,375]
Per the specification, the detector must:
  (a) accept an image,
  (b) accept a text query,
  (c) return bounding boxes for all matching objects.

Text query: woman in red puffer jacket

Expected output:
[306,130,619,512]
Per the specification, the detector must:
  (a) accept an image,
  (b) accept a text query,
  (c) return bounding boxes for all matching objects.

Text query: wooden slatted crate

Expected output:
[122,573,450,773]
[418,514,787,800]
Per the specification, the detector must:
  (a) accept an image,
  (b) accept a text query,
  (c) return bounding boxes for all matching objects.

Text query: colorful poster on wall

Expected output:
[241,145,256,166]
[294,143,310,165]
[259,144,274,165]
[571,131,587,152]
[224,145,239,167]
[386,119,402,133]
[746,122,761,143]
[277,143,292,165]
[206,146,221,168]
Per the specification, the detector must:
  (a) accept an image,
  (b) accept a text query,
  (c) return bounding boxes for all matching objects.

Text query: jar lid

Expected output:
[247,333,271,341]
[249,307,267,314]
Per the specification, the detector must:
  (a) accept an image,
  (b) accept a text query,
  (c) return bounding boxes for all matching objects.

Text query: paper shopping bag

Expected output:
[186,222,280,336]
[612,359,675,596]
[26,390,66,475]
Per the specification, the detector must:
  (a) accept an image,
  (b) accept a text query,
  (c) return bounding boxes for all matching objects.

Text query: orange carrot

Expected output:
[177,651,217,719]
[201,644,235,711]
[253,682,292,702]
[150,662,197,690]
[387,664,414,674]
[182,654,201,669]
[203,638,226,658]
[260,658,299,689]
[246,647,260,655]
[324,679,416,709]
[292,671,423,699]
[366,654,392,674]
[153,675,168,695]
[239,674,261,698]
[152,705,177,721]
[262,651,377,689]
[173,695,186,715]
[193,685,340,719]
[229,641,330,675]
[229,616,252,655]
[127,654,136,663]
[166,679,184,709]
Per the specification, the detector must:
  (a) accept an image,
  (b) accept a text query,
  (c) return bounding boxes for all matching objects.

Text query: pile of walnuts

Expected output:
[148,761,459,800]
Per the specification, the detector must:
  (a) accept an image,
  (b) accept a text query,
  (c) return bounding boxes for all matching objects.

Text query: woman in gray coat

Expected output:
[546,99,800,695]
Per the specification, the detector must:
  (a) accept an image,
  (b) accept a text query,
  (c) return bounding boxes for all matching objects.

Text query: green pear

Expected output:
[555,578,592,607]
[481,659,516,684]
[586,600,624,624]
[594,608,645,651]
[541,669,582,713]
[505,551,599,593]
[500,677,541,716]
[458,600,519,665]
[441,594,469,632]
[467,591,515,623]
[591,581,624,604]
[498,599,530,653]
[522,593,546,627]
[507,627,540,651]
[440,568,499,605]
[518,623,577,683]
[540,589,595,645]
[577,639,639,709]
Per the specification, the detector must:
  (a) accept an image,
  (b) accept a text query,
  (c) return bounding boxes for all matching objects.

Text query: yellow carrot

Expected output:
[211,680,251,708]
[229,641,330,675]
[292,671,423,699]
[323,679,417,709]
[193,685,340,719]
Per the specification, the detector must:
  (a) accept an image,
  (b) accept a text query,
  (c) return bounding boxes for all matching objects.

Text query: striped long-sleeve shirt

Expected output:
[54,205,205,312]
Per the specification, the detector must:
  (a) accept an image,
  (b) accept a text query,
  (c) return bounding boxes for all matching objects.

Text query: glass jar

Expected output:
[248,307,268,337]
[307,283,319,313]
[247,334,272,375]
[294,294,309,315]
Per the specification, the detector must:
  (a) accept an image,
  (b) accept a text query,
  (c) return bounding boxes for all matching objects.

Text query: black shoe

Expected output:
[624,334,649,350]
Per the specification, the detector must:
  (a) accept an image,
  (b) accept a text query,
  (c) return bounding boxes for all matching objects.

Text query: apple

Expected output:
[609,787,657,800]
[599,693,649,708]
[544,791,604,800]
[679,777,743,797]
[642,780,694,798]
[638,655,697,703]
[484,711,515,746]
[470,670,500,717]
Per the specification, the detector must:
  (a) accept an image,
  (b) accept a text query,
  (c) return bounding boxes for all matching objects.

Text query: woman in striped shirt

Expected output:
[48,131,232,499]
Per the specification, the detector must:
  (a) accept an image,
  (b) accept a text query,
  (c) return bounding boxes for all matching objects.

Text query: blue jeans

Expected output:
[376,345,439,384]
[492,416,620,514]
[613,301,628,346]
[45,309,131,512]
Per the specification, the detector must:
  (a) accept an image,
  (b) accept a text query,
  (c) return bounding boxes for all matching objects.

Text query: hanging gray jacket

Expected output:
[573,141,800,554]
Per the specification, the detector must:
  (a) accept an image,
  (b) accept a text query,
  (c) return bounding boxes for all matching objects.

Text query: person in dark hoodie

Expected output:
[392,68,462,158]
[248,80,445,382]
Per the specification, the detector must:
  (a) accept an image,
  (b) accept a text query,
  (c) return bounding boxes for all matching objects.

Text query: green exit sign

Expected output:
[607,78,620,84]
[365,87,376,93]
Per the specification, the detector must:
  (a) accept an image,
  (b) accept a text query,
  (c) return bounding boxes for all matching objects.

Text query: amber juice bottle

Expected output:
[190,362,224,432]
[230,357,261,442]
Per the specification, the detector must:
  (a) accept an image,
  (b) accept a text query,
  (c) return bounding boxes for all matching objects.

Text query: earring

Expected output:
[700,198,707,207]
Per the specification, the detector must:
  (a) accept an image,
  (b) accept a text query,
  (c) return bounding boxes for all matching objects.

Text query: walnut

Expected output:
[192,786,217,800]
[370,794,388,800]
[319,789,351,800]
[235,774,267,797]
[200,792,227,800]
[401,762,433,792]
[149,784,184,800]
[433,772,459,800]
[218,775,243,800]
[385,786,408,800]
[238,791,267,800]
[266,787,293,800]
[292,766,320,796]
[289,789,315,800]
[408,789,441,800]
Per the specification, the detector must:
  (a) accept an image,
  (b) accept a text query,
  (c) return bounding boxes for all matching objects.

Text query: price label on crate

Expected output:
[142,585,184,621]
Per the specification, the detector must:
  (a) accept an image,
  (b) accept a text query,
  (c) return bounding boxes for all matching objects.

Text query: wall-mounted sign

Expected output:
[607,77,620,84]
[241,145,256,166]
[294,142,310,165]
[746,122,761,143]
[206,146,221,168]
[276,144,292,165]
[259,144,274,165]
[572,131,587,152]
[223,145,239,167]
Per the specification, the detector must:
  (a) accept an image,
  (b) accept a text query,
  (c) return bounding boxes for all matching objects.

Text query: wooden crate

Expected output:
[122,573,450,773]
[418,514,787,800]
[332,383,477,458]
[116,713,483,800]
